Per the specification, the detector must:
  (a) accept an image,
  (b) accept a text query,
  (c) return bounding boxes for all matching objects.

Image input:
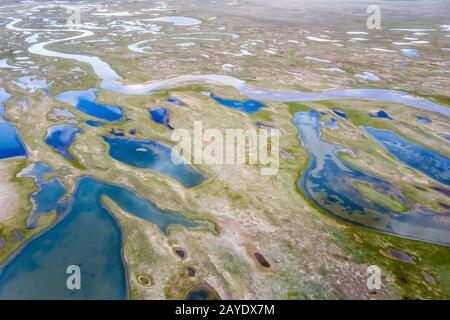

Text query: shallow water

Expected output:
[331,108,348,120]
[322,118,339,130]
[85,119,104,127]
[369,110,394,120]
[5,17,450,250]
[12,75,51,93]
[209,93,265,113]
[45,125,82,160]
[0,175,202,299]
[148,16,202,26]
[186,284,220,300]
[0,88,27,159]
[55,88,123,122]
[364,127,450,186]
[385,249,416,264]
[150,107,173,129]
[167,97,182,105]
[355,72,380,81]
[109,128,125,136]
[19,163,65,228]
[9,18,449,118]
[294,110,450,245]
[103,136,206,188]
[416,116,431,125]
[401,49,419,57]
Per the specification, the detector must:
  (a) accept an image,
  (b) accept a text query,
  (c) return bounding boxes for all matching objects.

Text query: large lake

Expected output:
[0,175,203,299]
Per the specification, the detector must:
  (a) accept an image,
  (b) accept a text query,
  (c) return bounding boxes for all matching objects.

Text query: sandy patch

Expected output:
[0,162,20,221]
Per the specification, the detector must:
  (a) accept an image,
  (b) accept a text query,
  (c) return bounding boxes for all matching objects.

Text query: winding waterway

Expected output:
[5,18,450,117]
[294,110,450,245]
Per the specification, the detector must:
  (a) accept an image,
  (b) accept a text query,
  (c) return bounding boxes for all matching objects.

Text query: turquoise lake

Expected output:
[0,175,202,299]
[103,136,206,188]
[55,88,123,122]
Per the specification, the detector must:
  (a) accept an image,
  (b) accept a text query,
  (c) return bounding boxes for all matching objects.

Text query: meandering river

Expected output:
[6,18,450,117]
[295,110,450,245]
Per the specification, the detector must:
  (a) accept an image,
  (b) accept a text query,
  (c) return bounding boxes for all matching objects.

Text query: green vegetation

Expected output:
[0,159,57,263]
[353,181,408,213]
[286,102,310,115]
[331,225,450,299]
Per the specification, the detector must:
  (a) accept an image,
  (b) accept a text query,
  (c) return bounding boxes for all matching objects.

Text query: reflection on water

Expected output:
[294,110,450,245]
[0,88,27,160]
[19,162,66,228]
[150,107,174,129]
[55,88,123,122]
[8,18,449,118]
[369,110,394,120]
[104,136,206,188]
[45,125,82,160]
[186,284,220,300]
[364,127,450,186]
[0,175,202,299]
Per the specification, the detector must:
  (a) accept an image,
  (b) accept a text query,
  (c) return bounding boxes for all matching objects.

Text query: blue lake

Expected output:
[12,75,51,93]
[364,127,450,186]
[110,128,125,136]
[294,110,450,245]
[369,110,394,120]
[331,108,348,120]
[322,118,339,130]
[0,175,202,299]
[85,119,104,127]
[20,163,65,228]
[45,125,82,160]
[416,116,431,125]
[256,121,274,128]
[150,108,174,129]
[0,88,27,159]
[401,49,419,57]
[167,97,182,105]
[103,137,206,188]
[209,93,265,113]
[55,88,123,122]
